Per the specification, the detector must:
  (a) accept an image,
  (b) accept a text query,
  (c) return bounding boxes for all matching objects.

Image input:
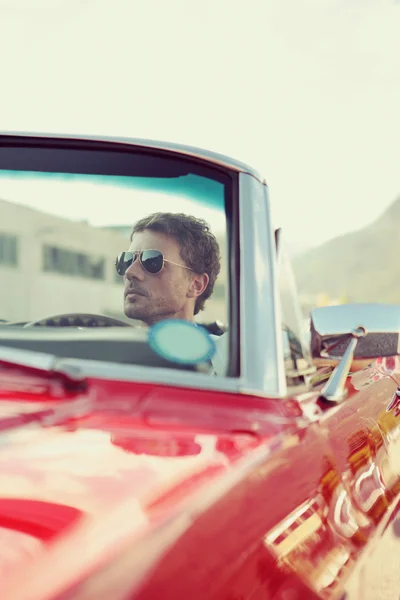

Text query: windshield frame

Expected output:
[0,133,242,384]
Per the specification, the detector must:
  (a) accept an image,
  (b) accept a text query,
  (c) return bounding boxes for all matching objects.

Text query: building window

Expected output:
[91,259,105,280]
[0,233,18,266]
[42,245,105,280]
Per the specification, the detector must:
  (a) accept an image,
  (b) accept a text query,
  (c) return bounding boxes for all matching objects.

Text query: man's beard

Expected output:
[124,295,184,326]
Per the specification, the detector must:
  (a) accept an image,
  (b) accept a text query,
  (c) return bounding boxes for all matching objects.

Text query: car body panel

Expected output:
[316,361,400,598]
[0,362,398,599]
[0,369,304,598]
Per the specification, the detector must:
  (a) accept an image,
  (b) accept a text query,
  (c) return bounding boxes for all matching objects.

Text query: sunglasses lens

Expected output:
[115,251,134,276]
[141,250,164,274]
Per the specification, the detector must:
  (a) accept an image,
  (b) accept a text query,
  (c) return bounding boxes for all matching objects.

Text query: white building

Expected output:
[0,199,226,325]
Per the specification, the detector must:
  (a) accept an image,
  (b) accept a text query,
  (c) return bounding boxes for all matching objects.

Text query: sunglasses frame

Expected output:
[116,249,194,276]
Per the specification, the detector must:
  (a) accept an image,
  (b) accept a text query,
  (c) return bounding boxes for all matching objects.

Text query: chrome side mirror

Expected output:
[310,303,400,402]
[310,303,400,360]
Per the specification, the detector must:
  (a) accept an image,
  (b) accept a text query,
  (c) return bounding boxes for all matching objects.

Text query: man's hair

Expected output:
[131,212,221,315]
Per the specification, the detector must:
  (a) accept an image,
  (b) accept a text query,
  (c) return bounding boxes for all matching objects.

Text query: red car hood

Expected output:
[0,416,227,515]
[0,365,303,598]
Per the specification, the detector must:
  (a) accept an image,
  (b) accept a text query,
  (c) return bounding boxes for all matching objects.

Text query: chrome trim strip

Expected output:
[54,357,253,394]
[238,174,286,396]
[0,345,56,371]
[0,131,264,182]
[0,344,283,397]
[58,357,284,398]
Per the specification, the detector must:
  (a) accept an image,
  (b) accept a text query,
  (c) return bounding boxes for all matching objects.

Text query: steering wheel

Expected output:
[23,313,133,328]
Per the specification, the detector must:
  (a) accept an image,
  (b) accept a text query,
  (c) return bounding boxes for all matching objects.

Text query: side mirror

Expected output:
[310,303,400,402]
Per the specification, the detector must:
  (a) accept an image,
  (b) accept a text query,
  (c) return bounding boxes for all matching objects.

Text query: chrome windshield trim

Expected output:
[0,131,264,182]
[238,174,286,396]
[0,345,56,371]
[52,357,257,394]
[0,344,282,397]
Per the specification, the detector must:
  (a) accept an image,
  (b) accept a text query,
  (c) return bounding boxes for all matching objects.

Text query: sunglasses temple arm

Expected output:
[164,259,194,271]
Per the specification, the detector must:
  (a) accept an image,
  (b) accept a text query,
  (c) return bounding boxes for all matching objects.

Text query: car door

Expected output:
[274,234,365,596]
[316,358,400,600]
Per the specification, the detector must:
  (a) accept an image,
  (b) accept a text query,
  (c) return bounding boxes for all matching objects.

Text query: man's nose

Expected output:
[125,256,145,281]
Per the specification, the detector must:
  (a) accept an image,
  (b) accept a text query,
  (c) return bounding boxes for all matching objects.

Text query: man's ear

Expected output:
[187,273,209,299]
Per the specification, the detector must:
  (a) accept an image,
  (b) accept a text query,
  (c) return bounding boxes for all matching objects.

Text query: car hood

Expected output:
[0,418,226,514]
[0,367,302,598]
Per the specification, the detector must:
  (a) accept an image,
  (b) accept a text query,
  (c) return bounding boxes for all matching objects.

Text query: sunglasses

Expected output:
[115,250,194,276]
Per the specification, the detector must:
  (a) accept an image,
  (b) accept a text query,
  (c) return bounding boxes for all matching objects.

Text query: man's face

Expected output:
[124,229,201,325]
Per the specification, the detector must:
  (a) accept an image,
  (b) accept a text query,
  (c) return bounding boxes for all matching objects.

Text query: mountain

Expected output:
[286,241,312,258]
[292,196,400,305]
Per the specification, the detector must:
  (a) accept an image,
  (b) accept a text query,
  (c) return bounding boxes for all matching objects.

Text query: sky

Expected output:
[0,174,227,232]
[0,0,399,249]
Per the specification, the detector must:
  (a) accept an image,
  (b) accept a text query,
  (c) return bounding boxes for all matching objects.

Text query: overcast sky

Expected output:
[0,0,399,248]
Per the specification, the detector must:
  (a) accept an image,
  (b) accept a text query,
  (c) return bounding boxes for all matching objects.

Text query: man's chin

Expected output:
[124,302,146,322]
[124,308,140,320]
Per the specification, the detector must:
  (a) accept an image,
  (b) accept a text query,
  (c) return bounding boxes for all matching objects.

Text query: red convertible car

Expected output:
[0,133,398,599]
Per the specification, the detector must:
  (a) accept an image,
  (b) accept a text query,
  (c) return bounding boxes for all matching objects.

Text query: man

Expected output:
[115,212,226,374]
[117,212,221,325]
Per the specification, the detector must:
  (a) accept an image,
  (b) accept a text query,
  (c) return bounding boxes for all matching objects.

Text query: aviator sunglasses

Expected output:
[115,250,194,276]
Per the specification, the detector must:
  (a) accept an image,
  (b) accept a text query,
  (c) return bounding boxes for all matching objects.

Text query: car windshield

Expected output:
[0,145,231,376]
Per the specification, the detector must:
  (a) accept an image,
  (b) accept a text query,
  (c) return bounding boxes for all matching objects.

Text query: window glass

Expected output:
[277,232,312,388]
[0,158,230,375]
[0,233,18,266]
